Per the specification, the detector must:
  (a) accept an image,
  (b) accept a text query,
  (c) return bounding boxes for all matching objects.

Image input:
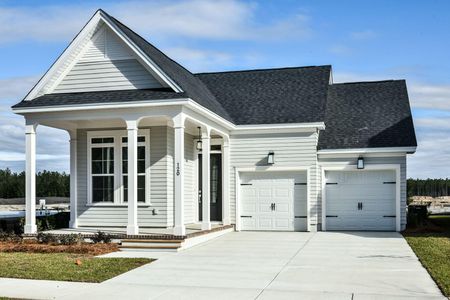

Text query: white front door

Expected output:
[240,172,307,231]
[325,170,396,231]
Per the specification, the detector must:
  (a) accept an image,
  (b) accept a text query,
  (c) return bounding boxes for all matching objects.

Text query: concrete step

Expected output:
[118,247,180,253]
[121,241,183,247]
[121,239,183,243]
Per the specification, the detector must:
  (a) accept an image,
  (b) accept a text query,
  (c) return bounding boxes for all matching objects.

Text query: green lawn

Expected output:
[403,215,450,297]
[0,252,152,283]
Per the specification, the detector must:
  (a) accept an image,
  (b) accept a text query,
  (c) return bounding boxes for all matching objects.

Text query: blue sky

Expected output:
[0,0,449,178]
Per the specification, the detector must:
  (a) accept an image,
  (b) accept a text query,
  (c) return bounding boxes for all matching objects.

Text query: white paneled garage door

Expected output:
[325,170,396,231]
[240,172,307,231]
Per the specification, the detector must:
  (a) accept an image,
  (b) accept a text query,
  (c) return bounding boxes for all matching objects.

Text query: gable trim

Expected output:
[24,10,182,101]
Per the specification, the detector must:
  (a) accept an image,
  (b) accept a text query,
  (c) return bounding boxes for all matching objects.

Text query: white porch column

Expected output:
[222,138,231,225]
[126,120,139,235]
[69,130,78,228]
[173,113,186,236]
[201,127,211,230]
[25,123,37,234]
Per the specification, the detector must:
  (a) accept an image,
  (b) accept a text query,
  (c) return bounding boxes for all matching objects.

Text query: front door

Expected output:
[198,153,222,221]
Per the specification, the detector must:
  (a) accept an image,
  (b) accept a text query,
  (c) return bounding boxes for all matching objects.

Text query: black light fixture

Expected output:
[196,127,202,150]
[267,151,275,165]
[357,156,364,169]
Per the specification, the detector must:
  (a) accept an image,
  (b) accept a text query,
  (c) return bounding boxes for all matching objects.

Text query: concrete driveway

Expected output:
[64,231,444,300]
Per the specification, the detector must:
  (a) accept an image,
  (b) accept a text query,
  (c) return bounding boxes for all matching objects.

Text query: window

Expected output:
[91,138,114,203]
[88,130,150,204]
[122,136,147,203]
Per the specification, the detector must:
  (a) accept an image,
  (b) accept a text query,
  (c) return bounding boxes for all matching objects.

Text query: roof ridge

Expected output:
[332,79,404,85]
[101,10,234,122]
[195,65,331,75]
[103,13,195,77]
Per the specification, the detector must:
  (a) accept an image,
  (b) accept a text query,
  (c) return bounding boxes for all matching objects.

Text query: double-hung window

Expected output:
[121,136,147,203]
[87,130,150,205]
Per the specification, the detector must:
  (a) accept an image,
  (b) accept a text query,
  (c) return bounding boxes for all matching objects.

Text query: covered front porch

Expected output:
[18,103,232,236]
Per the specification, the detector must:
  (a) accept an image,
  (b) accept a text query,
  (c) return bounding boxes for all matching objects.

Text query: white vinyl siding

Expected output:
[52,24,163,94]
[318,155,407,230]
[76,127,170,227]
[54,59,162,93]
[230,132,320,229]
[80,25,134,61]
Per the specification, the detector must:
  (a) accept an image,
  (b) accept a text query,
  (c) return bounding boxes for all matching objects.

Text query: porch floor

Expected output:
[44,223,227,238]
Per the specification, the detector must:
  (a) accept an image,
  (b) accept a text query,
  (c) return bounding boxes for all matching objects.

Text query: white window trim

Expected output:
[320,164,401,232]
[87,129,151,206]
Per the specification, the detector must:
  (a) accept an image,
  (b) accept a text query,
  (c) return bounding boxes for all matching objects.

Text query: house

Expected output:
[12,9,417,236]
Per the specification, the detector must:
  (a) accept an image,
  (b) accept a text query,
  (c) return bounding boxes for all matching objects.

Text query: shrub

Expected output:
[91,231,112,244]
[59,234,81,245]
[0,231,21,242]
[36,232,59,244]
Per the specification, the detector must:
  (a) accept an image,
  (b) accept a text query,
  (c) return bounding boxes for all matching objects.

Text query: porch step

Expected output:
[119,238,184,252]
[122,239,183,243]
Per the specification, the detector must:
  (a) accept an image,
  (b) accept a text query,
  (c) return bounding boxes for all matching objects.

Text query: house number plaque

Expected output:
[176,163,180,176]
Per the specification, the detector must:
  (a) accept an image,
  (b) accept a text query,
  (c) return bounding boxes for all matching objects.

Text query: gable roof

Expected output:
[318,80,417,150]
[104,11,233,122]
[196,66,331,125]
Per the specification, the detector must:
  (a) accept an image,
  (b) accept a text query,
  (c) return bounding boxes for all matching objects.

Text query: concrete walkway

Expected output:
[0,232,445,299]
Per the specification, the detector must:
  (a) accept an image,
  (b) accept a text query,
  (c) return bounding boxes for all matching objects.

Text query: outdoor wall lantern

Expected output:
[357,156,364,169]
[267,151,275,165]
[196,127,202,150]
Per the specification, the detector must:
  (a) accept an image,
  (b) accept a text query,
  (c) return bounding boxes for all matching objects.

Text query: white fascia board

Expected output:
[99,12,183,92]
[12,98,190,114]
[317,146,417,154]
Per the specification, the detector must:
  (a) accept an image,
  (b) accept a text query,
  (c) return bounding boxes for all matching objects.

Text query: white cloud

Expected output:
[329,45,353,56]
[164,47,233,72]
[408,83,450,111]
[408,129,450,179]
[0,76,69,172]
[0,76,38,100]
[350,30,377,40]
[0,1,312,44]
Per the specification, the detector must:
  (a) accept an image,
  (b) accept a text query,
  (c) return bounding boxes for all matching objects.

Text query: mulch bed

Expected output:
[0,241,118,255]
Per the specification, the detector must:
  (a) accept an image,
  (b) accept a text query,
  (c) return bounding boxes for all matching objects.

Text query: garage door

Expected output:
[325,170,396,231]
[240,172,307,231]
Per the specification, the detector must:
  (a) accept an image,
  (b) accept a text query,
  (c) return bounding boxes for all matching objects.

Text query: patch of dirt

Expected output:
[0,241,118,255]
[410,196,450,205]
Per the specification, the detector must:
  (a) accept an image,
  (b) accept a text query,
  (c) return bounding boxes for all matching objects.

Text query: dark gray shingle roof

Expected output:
[195,66,331,125]
[12,89,185,108]
[318,80,417,150]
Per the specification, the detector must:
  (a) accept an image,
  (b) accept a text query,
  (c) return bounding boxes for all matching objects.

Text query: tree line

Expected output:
[1,168,449,199]
[0,169,69,199]
[407,178,450,198]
